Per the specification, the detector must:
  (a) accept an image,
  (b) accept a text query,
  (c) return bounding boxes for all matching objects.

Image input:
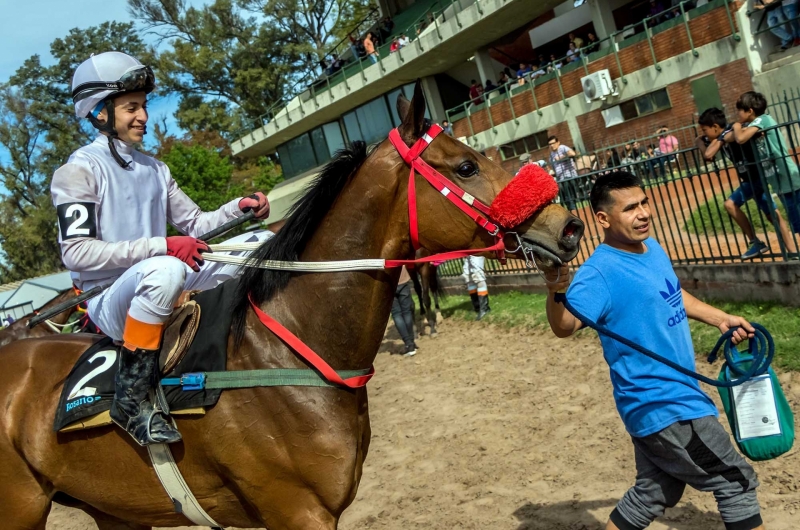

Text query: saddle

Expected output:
[54,280,238,433]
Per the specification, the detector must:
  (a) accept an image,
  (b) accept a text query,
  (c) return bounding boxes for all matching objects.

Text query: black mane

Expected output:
[232,141,369,344]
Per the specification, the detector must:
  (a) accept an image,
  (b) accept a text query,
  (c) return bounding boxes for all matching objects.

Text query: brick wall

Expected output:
[451,2,742,140]
[577,58,754,151]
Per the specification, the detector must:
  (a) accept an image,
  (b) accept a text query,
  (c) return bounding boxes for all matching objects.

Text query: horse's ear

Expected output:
[397,80,427,144]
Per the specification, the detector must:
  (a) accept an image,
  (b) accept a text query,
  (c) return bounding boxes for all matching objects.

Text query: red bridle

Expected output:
[388,125,506,261]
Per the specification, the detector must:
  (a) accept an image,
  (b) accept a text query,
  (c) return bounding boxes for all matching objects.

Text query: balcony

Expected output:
[231,0,565,158]
[446,0,742,143]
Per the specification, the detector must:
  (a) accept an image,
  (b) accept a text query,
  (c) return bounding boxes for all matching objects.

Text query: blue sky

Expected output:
[0,0,206,149]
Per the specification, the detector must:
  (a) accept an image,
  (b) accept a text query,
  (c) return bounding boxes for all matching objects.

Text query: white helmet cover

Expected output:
[71,51,154,118]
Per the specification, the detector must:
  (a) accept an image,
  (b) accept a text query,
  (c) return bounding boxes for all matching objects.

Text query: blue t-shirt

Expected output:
[566,238,717,437]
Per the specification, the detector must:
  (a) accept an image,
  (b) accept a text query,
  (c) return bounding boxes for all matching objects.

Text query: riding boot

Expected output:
[109,345,182,446]
[469,292,480,313]
[476,295,491,321]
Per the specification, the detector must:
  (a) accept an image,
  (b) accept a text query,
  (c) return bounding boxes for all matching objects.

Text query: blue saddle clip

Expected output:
[161,372,206,391]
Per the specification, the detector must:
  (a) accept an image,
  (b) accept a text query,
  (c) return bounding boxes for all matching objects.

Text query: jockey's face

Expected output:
[112,92,149,144]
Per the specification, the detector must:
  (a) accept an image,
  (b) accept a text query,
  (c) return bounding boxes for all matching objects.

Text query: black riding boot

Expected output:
[109,346,182,446]
[476,295,491,321]
[469,292,480,313]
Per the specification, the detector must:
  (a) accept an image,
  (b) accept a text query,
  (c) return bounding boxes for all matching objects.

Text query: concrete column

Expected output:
[566,115,586,154]
[421,76,447,124]
[588,0,617,43]
[473,47,497,87]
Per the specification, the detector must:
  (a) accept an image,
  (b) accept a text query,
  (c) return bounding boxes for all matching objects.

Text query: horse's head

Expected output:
[390,82,583,267]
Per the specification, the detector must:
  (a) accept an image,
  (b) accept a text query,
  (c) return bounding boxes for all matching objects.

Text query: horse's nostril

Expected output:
[561,219,584,248]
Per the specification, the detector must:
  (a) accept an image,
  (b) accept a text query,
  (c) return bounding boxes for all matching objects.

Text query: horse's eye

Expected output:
[457,161,477,178]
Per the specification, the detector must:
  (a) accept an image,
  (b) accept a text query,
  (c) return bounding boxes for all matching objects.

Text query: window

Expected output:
[498,130,549,160]
[609,88,671,125]
[322,122,346,157]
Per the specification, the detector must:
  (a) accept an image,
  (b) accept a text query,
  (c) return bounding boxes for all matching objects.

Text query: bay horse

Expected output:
[0,289,79,347]
[408,254,444,337]
[0,84,583,529]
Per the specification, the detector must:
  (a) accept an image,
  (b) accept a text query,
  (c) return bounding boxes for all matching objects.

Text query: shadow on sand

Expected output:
[514,498,725,530]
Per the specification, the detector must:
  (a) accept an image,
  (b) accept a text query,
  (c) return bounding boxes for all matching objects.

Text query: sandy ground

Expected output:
[47,317,800,530]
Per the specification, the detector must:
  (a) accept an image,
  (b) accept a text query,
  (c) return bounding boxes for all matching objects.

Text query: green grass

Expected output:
[430,291,800,372]
[683,192,787,236]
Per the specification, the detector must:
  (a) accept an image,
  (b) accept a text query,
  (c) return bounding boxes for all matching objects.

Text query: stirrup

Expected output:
[111,393,182,446]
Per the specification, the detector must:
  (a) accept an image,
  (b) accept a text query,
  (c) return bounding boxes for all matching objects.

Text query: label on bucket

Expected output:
[732,375,782,441]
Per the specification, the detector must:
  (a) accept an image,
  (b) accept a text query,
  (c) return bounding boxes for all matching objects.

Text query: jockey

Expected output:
[51,52,272,446]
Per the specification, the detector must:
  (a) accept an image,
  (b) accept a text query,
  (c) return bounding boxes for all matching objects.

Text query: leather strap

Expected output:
[249,296,374,388]
[147,443,223,529]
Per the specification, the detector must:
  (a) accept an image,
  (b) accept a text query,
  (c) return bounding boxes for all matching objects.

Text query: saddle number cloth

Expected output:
[54,281,237,432]
[717,359,795,461]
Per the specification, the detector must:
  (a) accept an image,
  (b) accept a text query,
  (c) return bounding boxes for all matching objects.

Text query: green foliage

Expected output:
[436,291,800,372]
[0,22,147,282]
[683,192,787,236]
[253,157,284,194]
[160,143,240,211]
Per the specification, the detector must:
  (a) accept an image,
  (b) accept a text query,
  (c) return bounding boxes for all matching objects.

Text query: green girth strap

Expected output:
[161,368,373,391]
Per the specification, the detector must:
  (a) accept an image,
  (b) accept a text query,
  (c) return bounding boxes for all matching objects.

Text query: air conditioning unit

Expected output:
[581,69,617,104]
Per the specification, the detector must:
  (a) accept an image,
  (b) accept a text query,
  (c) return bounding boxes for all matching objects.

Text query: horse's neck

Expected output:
[259,154,411,370]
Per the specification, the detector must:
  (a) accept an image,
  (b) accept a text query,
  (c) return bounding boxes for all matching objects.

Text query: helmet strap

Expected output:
[87,99,131,169]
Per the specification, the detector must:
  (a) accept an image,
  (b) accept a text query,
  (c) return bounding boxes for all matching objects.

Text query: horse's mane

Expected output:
[232,141,369,345]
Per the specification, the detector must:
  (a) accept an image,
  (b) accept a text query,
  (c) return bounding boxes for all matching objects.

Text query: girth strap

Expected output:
[147,443,224,529]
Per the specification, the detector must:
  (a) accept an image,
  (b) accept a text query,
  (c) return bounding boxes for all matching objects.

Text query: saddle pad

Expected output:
[53,279,238,432]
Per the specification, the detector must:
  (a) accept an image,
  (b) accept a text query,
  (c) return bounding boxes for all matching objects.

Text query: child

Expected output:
[733,91,800,256]
[698,107,795,258]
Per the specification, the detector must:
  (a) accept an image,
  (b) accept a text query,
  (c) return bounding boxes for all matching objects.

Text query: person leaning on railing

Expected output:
[733,91,800,257]
[697,107,794,260]
[754,0,800,51]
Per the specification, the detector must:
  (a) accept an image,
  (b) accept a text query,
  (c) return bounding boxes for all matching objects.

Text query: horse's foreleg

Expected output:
[0,446,51,530]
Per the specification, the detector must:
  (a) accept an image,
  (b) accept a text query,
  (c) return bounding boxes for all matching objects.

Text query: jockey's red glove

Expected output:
[166,236,210,272]
[238,192,270,219]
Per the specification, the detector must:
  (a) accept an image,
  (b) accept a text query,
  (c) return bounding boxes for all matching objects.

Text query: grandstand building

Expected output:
[231,0,800,230]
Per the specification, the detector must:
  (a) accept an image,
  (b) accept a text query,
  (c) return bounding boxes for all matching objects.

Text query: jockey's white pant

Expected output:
[87,230,273,341]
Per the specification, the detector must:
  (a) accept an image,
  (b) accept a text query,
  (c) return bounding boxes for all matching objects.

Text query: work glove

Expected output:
[238,192,270,219]
[166,236,210,272]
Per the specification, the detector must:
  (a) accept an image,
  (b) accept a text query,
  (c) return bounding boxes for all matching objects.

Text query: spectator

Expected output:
[569,32,584,49]
[518,152,533,173]
[485,79,498,93]
[754,0,797,50]
[620,142,638,174]
[566,42,581,63]
[537,53,547,67]
[398,33,409,48]
[442,120,454,136]
[504,66,518,80]
[364,32,378,64]
[585,32,601,54]
[391,266,418,356]
[603,148,622,170]
[2,315,14,328]
[329,54,342,73]
[646,144,666,180]
[349,33,366,58]
[498,71,510,86]
[516,62,531,78]
[648,0,667,25]
[548,135,578,209]
[380,16,395,41]
[390,38,399,53]
[531,63,547,80]
[462,256,490,320]
[657,126,679,155]
[733,90,800,255]
[782,0,800,45]
[698,107,793,259]
[548,54,562,71]
[468,79,483,104]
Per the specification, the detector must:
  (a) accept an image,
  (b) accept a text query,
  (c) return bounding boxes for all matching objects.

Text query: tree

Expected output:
[160,142,241,212]
[0,22,148,282]
[127,0,376,137]
[128,0,300,137]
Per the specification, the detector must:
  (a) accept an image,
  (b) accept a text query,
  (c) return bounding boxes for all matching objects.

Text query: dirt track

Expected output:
[48,318,800,529]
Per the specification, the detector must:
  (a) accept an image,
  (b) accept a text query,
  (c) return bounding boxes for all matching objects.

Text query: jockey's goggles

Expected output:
[71,65,156,104]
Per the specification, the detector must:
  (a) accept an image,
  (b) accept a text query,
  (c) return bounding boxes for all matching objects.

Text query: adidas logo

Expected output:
[659,278,682,308]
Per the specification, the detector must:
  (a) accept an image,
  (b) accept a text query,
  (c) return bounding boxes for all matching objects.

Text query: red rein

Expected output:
[249,126,559,388]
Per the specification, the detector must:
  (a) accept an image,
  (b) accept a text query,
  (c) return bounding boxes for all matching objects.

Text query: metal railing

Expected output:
[440,112,800,277]
[445,0,740,140]
[234,0,485,137]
